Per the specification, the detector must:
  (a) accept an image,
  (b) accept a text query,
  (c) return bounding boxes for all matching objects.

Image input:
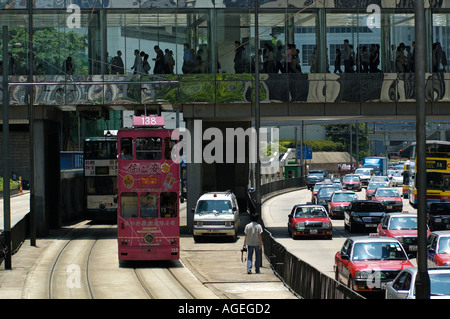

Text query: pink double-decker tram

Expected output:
[117,116,180,263]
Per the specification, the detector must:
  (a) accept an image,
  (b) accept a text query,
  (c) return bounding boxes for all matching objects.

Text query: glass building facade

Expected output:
[1,0,450,105]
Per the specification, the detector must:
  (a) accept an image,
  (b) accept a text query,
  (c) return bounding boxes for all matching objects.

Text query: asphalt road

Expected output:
[261,186,418,278]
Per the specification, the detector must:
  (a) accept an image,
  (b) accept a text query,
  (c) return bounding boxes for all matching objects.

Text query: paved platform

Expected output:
[0,195,298,299]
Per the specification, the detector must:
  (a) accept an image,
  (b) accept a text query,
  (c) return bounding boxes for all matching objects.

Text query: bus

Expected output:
[409,140,450,207]
[83,134,118,221]
[117,116,180,263]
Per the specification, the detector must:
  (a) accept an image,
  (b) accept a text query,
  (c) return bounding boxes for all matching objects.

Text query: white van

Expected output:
[192,191,240,242]
[354,167,374,187]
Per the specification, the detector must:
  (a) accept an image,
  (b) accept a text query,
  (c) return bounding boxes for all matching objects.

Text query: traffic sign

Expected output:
[297,146,312,160]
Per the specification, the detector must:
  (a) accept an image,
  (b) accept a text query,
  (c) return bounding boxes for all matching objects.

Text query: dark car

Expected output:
[316,186,342,209]
[427,202,450,231]
[307,169,329,190]
[344,200,386,233]
[311,181,333,203]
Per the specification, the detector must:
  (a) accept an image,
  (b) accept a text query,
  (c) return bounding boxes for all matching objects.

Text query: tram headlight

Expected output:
[144,233,155,244]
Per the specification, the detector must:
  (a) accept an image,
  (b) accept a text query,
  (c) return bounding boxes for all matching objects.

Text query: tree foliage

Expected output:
[1,28,88,75]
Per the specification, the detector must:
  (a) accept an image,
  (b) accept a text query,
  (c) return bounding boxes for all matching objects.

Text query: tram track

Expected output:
[48,222,114,299]
[133,266,198,299]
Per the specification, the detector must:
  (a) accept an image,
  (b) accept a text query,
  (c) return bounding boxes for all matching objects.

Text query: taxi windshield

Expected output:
[318,187,340,197]
[344,176,359,182]
[196,200,233,214]
[294,207,327,218]
[389,216,417,230]
[438,237,450,254]
[367,182,386,190]
[333,193,357,202]
[375,189,399,197]
[352,242,407,261]
[313,183,331,191]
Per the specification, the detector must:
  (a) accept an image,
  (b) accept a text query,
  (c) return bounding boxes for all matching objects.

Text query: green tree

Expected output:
[324,123,370,161]
[1,28,88,75]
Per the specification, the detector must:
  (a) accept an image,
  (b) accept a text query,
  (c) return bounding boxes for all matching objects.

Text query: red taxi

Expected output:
[342,174,362,192]
[287,204,332,239]
[427,231,450,267]
[328,190,357,218]
[365,181,389,200]
[334,236,413,293]
[311,182,332,203]
[377,212,430,255]
[372,187,403,212]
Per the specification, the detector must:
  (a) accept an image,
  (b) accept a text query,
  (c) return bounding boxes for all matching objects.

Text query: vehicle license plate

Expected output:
[208,229,219,232]
[366,224,377,227]
[387,206,392,209]
[309,229,318,234]
[409,245,417,251]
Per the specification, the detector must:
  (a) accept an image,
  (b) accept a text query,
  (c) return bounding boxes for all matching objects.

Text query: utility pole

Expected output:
[254,0,261,217]
[28,0,36,247]
[2,25,11,269]
[414,0,430,299]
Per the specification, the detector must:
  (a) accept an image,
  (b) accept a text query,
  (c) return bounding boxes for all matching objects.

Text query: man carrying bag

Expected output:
[243,213,263,274]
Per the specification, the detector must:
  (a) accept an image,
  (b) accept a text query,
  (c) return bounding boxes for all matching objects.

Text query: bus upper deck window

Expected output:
[136,137,162,160]
[120,138,133,160]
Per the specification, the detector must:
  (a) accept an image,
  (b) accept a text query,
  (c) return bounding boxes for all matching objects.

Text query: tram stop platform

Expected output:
[0,195,298,299]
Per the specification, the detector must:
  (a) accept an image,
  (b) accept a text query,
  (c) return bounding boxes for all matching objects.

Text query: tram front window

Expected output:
[121,192,138,218]
[140,192,158,218]
[161,192,177,218]
[136,137,162,160]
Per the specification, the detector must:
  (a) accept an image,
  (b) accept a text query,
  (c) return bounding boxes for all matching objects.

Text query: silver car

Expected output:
[385,267,450,299]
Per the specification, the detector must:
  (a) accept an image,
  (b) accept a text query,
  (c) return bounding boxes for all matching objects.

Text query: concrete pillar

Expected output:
[32,107,61,236]
[185,118,203,234]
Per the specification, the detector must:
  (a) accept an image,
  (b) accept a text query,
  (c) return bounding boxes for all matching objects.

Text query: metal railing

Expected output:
[262,229,364,299]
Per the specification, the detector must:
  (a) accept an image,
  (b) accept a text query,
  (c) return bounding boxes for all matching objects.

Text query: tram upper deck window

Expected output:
[120,138,133,160]
[136,137,162,160]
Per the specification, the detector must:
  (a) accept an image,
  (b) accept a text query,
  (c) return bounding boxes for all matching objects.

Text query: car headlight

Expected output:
[355,271,371,279]
[396,201,403,205]
[435,218,443,223]
[322,222,332,228]
[295,222,305,229]
[352,215,363,222]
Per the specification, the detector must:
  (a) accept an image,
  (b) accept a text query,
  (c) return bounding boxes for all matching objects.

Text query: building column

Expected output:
[32,107,61,236]
[316,8,327,73]
[185,118,202,234]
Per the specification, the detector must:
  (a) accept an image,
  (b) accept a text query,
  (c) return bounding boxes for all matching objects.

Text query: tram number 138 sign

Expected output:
[133,116,165,127]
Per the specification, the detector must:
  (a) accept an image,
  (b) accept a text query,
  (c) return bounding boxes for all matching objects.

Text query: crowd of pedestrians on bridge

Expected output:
[1,40,447,76]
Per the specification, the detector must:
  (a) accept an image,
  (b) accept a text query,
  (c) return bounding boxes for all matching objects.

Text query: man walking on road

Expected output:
[243,213,263,274]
